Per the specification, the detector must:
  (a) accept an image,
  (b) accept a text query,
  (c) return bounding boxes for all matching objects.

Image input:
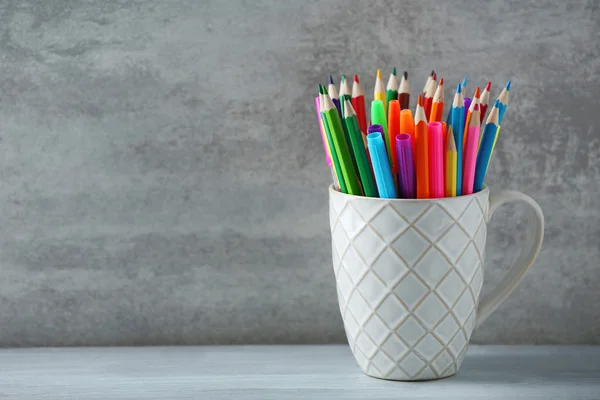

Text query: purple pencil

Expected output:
[463,98,472,125]
[395,133,416,199]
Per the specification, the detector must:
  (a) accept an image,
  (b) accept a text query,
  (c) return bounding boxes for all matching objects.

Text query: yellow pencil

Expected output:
[374,69,386,114]
[445,126,457,197]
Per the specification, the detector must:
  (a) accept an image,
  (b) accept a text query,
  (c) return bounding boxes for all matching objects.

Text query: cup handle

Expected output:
[475,190,545,328]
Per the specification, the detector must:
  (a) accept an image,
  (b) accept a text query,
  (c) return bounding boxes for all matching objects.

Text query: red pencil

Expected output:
[479,81,491,123]
[423,74,437,121]
[351,74,368,140]
[399,71,410,110]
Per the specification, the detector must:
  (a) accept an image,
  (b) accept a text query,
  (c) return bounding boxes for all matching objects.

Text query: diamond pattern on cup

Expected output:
[392,229,431,267]
[369,206,409,243]
[432,350,454,376]
[455,243,480,284]
[363,314,391,346]
[355,331,378,358]
[395,316,427,346]
[465,310,476,336]
[474,222,486,256]
[413,248,452,289]
[353,226,387,265]
[435,270,467,307]
[436,198,465,220]
[347,291,373,326]
[415,366,437,380]
[448,330,468,358]
[338,204,367,239]
[332,222,350,257]
[436,224,470,264]
[376,294,409,329]
[471,268,483,298]
[353,345,369,371]
[342,312,360,342]
[371,248,409,287]
[399,352,427,378]
[458,199,483,237]
[330,192,349,220]
[381,334,409,362]
[370,351,396,377]
[390,201,432,223]
[393,273,429,311]
[342,246,368,284]
[387,368,411,380]
[414,205,455,242]
[332,244,340,278]
[414,333,444,360]
[453,290,476,326]
[433,314,460,341]
[351,197,387,222]
[357,271,388,309]
[336,267,353,304]
[413,293,447,330]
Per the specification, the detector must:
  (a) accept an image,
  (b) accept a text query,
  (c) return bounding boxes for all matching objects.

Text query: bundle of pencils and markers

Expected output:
[315,69,510,199]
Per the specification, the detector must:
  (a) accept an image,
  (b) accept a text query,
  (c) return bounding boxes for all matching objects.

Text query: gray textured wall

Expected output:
[0,0,598,347]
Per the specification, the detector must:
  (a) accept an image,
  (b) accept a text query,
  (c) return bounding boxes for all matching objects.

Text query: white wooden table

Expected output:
[0,345,598,399]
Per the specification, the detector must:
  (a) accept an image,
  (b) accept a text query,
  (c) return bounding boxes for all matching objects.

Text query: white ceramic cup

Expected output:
[329,185,544,381]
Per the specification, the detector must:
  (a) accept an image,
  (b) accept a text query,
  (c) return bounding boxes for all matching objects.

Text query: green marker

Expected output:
[343,100,377,198]
[371,99,390,160]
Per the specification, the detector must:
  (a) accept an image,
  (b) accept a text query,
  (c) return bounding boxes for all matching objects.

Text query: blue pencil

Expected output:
[474,101,501,192]
[451,84,465,195]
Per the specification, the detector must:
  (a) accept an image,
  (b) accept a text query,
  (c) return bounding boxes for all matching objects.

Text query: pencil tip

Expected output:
[506,80,511,90]
[485,81,492,91]
[392,67,396,76]
[494,99,501,107]
[432,72,437,80]
[462,76,468,86]
[417,94,424,107]
[329,75,334,85]
[354,74,359,83]
[322,86,328,95]
[377,69,382,79]
[457,83,462,94]
[341,74,346,82]
[473,103,480,111]
[439,77,444,85]
[430,70,435,76]
[318,84,323,94]
[404,71,408,79]
[474,87,481,97]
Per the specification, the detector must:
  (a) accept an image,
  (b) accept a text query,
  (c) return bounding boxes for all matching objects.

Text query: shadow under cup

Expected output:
[329,185,491,381]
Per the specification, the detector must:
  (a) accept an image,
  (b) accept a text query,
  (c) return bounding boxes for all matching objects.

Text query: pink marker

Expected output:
[462,104,482,195]
[316,96,332,168]
[428,122,444,198]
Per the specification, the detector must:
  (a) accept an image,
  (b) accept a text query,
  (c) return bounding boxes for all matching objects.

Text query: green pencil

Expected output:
[319,86,347,193]
[386,67,399,115]
[322,92,362,196]
[339,75,352,117]
[343,100,377,198]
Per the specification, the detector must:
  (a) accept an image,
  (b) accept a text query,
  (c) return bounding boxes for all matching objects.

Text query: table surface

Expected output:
[0,345,599,399]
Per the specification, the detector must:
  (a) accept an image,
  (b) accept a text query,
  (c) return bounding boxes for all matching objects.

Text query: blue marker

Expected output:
[367,130,397,199]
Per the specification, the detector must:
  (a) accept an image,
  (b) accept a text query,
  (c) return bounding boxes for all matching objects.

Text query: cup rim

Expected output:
[328,184,489,202]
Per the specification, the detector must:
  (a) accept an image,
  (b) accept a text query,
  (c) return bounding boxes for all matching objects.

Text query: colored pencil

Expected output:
[386,67,399,114]
[428,122,444,198]
[415,94,430,199]
[423,74,437,121]
[400,109,416,157]
[479,81,491,123]
[396,133,416,199]
[319,86,346,193]
[399,71,410,110]
[317,94,340,188]
[339,75,352,118]
[462,103,481,195]
[322,90,362,195]
[387,100,401,173]
[461,76,468,92]
[463,98,472,127]
[497,80,511,124]
[328,76,342,118]
[474,100,500,192]
[374,69,386,114]
[422,70,434,95]
[445,126,457,197]
[343,100,378,198]
[351,75,368,141]
[367,131,396,198]
[451,84,465,195]
[463,87,480,148]
[430,77,444,122]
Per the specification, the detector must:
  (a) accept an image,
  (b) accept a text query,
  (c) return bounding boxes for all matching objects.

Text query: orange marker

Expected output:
[429,78,444,122]
[415,95,429,199]
[387,100,401,175]
[400,109,416,157]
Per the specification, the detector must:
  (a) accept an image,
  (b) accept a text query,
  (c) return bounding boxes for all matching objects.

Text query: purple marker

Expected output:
[395,133,416,199]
